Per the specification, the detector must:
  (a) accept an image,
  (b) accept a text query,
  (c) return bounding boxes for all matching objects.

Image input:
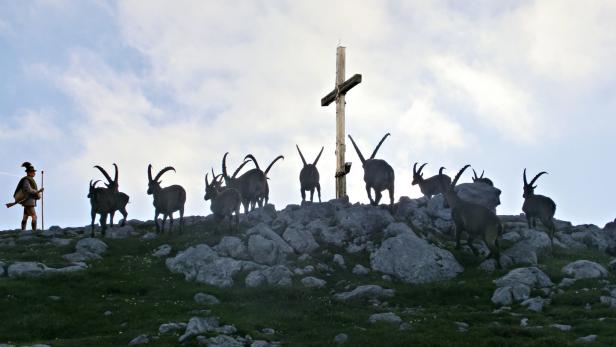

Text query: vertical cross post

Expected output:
[321,46,362,199]
[335,47,346,199]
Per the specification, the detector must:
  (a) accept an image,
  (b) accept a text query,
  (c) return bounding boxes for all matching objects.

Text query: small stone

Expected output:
[559,278,576,288]
[104,310,113,316]
[520,318,529,327]
[550,324,572,332]
[261,328,276,335]
[152,244,172,258]
[301,276,327,288]
[48,296,61,301]
[368,312,402,324]
[575,335,597,343]
[333,254,346,269]
[399,322,412,331]
[521,297,550,312]
[382,275,392,281]
[352,264,370,275]
[334,333,348,344]
[455,321,469,332]
[194,292,220,305]
[128,334,150,345]
[141,232,158,240]
[159,322,187,334]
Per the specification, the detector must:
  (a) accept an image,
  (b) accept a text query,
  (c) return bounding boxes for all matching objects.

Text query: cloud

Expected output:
[0,108,63,141]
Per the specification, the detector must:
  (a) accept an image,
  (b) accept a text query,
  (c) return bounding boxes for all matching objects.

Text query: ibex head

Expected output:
[412,162,428,185]
[148,164,176,195]
[87,179,101,198]
[523,169,547,198]
[348,133,390,167]
[204,168,223,201]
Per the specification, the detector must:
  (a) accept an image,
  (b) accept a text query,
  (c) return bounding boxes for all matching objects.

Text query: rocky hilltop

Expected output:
[1,188,616,346]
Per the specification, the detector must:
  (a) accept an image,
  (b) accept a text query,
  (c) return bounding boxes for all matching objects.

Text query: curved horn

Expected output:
[232,160,251,178]
[347,134,366,165]
[417,163,427,175]
[413,162,418,175]
[148,164,153,182]
[472,168,479,180]
[244,154,261,171]
[215,174,224,182]
[296,145,307,167]
[205,172,209,186]
[480,170,485,178]
[94,165,113,185]
[452,165,471,187]
[154,166,176,182]
[313,146,324,166]
[264,155,284,176]
[530,171,548,187]
[523,168,528,187]
[211,167,216,180]
[90,179,101,188]
[370,133,391,160]
[113,163,118,183]
[222,152,229,178]
[439,167,446,175]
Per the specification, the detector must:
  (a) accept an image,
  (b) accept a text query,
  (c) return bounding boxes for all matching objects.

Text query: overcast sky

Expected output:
[1,0,615,230]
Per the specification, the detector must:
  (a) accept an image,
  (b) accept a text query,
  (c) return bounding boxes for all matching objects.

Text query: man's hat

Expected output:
[22,162,36,172]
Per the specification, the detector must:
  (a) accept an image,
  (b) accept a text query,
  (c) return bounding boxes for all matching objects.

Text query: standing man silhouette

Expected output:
[14,162,44,231]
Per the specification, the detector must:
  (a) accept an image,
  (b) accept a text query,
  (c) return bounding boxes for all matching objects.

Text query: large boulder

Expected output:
[561,260,608,280]
[75,238,108,255]
[571,225,610,251]
[492,267,553,306]
[336,204,394,238]
[282,224,320,254]
[503,229,552,265]
[247,224,294,265]
[370,223,463,283]
[214,236,249,260]
[166,244,262,288]
[7,262,48,278]
[245,265,293,287]
[454,182,501,212]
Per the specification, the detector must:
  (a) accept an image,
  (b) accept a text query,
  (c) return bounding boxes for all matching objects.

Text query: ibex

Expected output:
[472,169,494,186]
[296,145,324,203]
[94,164,129,226]
[522,169,556,244]
[412,163,451,199]
[242,154,284,209]
[87,179,114,237]
[441,165,502,268]
[347,133,395,206]
[204,169,241,224]
[222,153,263,213]
[147,164,186,233]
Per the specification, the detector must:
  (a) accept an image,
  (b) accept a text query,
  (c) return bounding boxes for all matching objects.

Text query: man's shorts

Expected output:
[23,206,36,217]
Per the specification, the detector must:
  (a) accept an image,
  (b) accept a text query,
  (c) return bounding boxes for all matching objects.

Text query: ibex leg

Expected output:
[316,183,321,203]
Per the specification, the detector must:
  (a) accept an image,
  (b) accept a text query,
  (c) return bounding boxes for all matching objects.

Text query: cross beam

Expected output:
[321,46,362,199]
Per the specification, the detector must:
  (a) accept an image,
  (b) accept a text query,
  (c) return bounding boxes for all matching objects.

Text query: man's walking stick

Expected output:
[41,170,44,232]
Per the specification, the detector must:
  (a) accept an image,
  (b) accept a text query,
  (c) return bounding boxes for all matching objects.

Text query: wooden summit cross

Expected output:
[321,46,362,199]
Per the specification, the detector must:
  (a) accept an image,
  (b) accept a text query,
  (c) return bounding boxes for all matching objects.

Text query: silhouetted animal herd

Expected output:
[87,133,556,269]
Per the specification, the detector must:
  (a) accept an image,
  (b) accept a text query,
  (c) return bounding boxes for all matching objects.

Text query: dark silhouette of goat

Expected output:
[296,145,324,203]
[412,163,451,199]
[205,169,241,224]
[147,164,186,233]
[94,164,129,226]
[522,169,556,244]
[441,165,502,268]
[222,153,266,213]
[242,154,284,209]
[87,179,115,237]
[347,133,395,206]
[472,169,494,186]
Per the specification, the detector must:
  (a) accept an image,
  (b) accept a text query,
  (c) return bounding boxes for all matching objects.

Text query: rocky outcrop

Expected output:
[166,244,262,288]
[370,223,463,283]
[491,267,553,306]
[454,182,501,212]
